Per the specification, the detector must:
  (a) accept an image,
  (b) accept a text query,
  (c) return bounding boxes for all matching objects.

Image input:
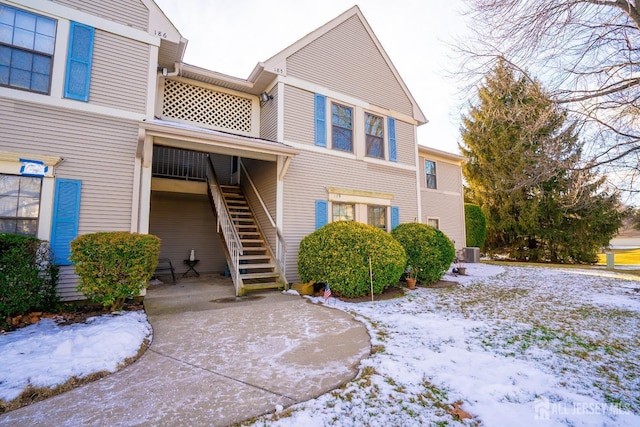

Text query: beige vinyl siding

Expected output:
[286,15,413,116]
[241,159,277,251]
[420,157,463,193]
[283,85,416,165]
[149,192,227,277]
[1,98,138,299]
[420,157,465,250]
[209,153,232,186]
[282,150,418,282]
[53,0,149,31]
[90,30,149,114]
[421,190,465,250]
[396,119,416,165]
[283,85,314,145]
[260,87,278,141]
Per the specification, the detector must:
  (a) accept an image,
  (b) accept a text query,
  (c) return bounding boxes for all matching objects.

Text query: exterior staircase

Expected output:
[217,185,284,295]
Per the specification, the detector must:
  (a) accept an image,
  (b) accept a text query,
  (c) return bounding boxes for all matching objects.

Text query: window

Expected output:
[365,113,384,159]
[425,160,437,189]
[0,4,56,94]
[332,203,354,222]
[427,218,439,229]
[331,102,353,152]
[0,174,41,235]
[368,205,387,231]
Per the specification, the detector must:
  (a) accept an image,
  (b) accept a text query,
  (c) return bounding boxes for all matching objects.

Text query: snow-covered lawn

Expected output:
[0,310,151,403]
[250,264,640,427]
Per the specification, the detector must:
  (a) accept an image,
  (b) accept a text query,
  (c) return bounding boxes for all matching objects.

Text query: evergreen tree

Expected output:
[460,60,622,263]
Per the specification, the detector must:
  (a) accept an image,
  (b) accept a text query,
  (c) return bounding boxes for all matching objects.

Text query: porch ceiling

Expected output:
[140,119,298,162]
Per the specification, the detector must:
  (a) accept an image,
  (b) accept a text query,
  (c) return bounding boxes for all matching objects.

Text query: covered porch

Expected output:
[135,119,298,296]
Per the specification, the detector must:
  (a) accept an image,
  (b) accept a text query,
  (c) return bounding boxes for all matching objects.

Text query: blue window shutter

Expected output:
[51,179,82,265]
[314,94,327,147]
[388,117,397,162]
[64,22,94,101]
[315,200,328,229]
[391,206,400,230]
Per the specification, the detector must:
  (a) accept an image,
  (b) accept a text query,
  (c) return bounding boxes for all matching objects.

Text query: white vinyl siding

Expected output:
[284,84,314,145]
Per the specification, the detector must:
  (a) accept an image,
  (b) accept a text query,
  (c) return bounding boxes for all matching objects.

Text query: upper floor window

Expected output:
[332,203,354,222]
[425,160,437,189]
[331,102,353,152]
[0,174,41,236]
[365,113,384,159]
[0,5,56,94]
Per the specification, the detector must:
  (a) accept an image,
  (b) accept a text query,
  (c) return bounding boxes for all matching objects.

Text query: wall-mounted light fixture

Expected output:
[259,92,273,103]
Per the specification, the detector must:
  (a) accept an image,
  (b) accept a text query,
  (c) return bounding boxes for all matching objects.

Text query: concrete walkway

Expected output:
[0,276,370,426]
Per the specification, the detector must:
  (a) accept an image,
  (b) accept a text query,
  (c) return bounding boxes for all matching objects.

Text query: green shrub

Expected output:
[465,203,487,249]
[298,221,406,298]
[70,232,161,311]
[391,223,455,285]
[0,234,59,325]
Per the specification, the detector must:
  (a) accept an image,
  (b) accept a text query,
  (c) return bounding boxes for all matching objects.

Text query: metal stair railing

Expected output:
[206,156,244,295]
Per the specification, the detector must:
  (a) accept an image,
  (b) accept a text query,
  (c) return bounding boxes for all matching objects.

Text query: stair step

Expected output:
[220,185,241,190]
[223,192,244,198]
[242,282,283,291]
[240,239,264,244]
[239,254,271,260]
[241,247,268,253]
[238,231,260,236]
[226,200,247,205]
[240,263,275,270]
[240,272,280,280]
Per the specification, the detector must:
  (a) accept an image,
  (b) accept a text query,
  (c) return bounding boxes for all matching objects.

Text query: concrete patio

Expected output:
[0,275,370,426]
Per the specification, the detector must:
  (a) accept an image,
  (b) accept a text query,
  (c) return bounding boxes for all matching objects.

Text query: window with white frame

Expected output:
[425,160,437,189]
[332,203,354,221]
[0,174,41,235]
[367,205,387,231]
[331,102,353,152]
[0,4,56,94]
[427,218,439,229]
[365,112,384,159]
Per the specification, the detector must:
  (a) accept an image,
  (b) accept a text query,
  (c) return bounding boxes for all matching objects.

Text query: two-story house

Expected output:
[0,0,465,299]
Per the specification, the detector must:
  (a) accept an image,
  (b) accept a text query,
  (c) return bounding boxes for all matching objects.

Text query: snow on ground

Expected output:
[0,310,151,402]
[250,264,640,427]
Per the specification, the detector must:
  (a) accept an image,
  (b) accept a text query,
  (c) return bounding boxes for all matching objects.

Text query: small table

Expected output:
[183,259,200,277]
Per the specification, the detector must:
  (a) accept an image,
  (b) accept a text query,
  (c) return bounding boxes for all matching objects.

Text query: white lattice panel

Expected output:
[162,79,253,133]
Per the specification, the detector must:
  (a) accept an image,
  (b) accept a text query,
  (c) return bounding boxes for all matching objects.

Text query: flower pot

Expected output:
[406,278,417,289]
[458,267,466,275]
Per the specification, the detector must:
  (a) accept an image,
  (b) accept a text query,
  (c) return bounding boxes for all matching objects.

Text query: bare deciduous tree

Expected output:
[458,0,640,200]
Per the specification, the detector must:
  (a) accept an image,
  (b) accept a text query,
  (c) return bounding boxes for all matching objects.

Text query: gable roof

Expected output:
[259,5,427,124]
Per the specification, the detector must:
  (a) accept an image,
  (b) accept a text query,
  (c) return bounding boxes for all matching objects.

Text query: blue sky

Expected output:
[153,0,470,155]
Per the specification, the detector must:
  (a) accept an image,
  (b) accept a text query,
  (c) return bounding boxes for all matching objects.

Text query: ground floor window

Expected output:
[427,218,439,229]
[367,205,387,231]
[0,174,42,235]
[332,203,354,222]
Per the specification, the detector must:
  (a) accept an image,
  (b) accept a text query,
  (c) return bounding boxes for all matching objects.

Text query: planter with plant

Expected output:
[405,265,419,289]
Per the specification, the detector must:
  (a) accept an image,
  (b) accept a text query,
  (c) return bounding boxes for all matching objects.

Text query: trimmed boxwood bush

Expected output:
[391,223,455,285]
[0,234,59,325]
[465,203,487,249]
[70,232,161,311]
[298,221,406,298]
